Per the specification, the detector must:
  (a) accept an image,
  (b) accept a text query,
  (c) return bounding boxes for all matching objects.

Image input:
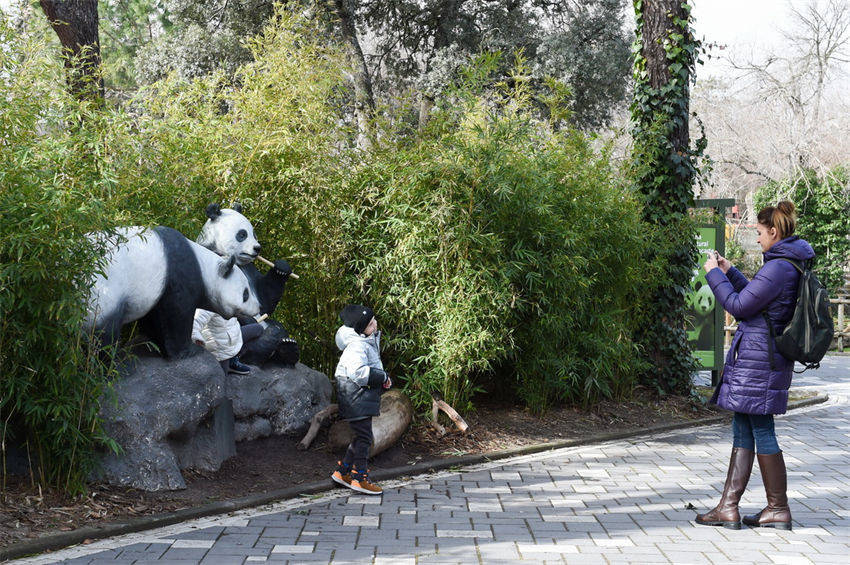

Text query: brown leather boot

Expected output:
[743,451,792,530]
[695,447,755,529]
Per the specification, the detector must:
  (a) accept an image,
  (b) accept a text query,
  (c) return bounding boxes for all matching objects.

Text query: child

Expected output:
[192,309,263,375]
[331,304,391,495]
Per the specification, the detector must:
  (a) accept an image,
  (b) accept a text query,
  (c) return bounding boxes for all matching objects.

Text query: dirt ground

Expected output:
[1,390,720,549]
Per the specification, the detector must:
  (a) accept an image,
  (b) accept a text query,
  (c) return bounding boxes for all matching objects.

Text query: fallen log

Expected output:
[430,393,469,437]
[328,390,413,456]
[297,404,338,450]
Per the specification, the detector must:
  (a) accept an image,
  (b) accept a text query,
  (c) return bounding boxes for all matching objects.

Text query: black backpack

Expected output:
[763,258,834,372]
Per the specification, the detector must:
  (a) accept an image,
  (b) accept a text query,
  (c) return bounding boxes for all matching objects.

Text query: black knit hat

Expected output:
[340,304,375,335]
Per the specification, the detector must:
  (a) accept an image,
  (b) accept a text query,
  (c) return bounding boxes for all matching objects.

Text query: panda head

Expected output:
[694,283,715,316]
[196,202,261,266]
[211,253,261,318]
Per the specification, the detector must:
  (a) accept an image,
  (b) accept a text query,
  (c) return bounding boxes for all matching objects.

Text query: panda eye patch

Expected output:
[243,289,249,302]
[236,229,248,242]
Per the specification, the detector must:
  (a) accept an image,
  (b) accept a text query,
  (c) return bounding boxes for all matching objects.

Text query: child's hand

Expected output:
[383,375,392,389]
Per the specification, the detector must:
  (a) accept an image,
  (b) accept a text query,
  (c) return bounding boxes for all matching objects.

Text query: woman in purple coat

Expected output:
[695,201,813,531]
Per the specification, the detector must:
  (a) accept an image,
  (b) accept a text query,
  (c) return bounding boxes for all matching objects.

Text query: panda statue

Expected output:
[196,203,300,367]
[84,225,260,360]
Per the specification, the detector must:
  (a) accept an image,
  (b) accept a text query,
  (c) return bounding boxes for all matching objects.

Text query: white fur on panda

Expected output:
[84,226,259,335]
[196,208,260,266]
[84,227,166,331]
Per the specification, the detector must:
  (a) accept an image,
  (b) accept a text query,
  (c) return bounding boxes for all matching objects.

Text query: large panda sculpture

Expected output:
[84,226,260,359]
[196,203,300,366]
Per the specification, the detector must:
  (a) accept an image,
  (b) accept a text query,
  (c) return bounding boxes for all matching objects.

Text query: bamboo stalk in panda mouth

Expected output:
[256,255,300,279]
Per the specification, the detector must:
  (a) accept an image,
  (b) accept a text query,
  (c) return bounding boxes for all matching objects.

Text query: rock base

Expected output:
[97,350,233,491]
[96,352,332,491]
[229,362,332,442]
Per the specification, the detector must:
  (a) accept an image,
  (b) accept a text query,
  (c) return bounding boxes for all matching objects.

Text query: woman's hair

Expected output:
[757,200,797,239]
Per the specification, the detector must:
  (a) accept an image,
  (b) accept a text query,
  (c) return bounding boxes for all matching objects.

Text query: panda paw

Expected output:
[273,259,292,278]
[274,337,300,367]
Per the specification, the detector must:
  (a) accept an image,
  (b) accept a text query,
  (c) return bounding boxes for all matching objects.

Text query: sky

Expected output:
[691,0,803,80]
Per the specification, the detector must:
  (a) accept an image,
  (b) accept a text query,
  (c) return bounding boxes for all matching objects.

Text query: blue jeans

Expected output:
[732,412,780,454]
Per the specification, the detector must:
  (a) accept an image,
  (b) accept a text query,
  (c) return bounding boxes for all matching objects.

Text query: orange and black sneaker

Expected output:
[331,461,352,488]
[349,468,382,495]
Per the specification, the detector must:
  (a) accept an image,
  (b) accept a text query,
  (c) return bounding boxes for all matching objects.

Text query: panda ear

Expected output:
[231,202,243,214]
[206,203,222,221]
[218,254,237,278]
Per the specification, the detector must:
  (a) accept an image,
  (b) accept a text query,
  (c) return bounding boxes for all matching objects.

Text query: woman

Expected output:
[695,201,813,531]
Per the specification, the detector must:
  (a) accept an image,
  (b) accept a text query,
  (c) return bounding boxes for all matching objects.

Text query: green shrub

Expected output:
[0,22,121,493]
[754,168,850,292]
[348,62,659,413]
[83,11,357,378]
[106,15,660,413]
[724,235,760,279]
[2,10,665,496]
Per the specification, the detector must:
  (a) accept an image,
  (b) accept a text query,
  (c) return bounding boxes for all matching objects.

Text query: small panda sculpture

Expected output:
[84,226,260,359]
[196,203,299,366]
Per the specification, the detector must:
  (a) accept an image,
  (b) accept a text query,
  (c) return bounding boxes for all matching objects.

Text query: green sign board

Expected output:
[686,225,724,371]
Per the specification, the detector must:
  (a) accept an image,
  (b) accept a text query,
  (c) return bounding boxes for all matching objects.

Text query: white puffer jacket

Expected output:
[334,326,383,386]
[192,309,242,361]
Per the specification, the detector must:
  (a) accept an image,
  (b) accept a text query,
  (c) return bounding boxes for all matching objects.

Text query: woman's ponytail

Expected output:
[757,200,797,239]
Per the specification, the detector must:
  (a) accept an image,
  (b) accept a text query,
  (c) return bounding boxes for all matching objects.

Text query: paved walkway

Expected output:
[16,356,850,564]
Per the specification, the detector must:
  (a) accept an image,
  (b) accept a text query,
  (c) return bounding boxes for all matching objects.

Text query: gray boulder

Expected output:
[228,362,332,442]
[97,350,235,491]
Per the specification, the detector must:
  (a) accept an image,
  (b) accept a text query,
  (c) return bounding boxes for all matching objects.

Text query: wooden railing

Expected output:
[723,297,850,352]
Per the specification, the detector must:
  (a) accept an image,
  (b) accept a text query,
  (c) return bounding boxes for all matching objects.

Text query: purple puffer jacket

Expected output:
[705,236,815,415]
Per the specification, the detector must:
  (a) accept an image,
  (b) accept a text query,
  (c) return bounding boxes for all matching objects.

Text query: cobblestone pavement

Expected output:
[16,356,850,565]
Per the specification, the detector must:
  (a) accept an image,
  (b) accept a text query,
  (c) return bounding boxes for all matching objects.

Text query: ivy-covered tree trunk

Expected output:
[39,0,103,101]
[631,0,701,394]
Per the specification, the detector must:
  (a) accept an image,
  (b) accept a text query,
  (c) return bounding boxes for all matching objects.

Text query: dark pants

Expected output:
[218,323,264,374]
[732,412,780,454]
[239,323,264,354]
[342,417,373,472]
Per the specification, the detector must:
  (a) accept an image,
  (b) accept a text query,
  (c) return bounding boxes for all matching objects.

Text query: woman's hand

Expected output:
[703,255,719,273]
[716,253,732,273]
[383,375,392,389]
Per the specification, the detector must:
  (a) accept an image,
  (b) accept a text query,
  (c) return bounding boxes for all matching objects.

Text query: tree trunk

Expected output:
[418,0,461,130]
[39,0,103,101]
[640,0,689,153]
[328,390,413,457]
[418,95,435,131]
[632,0,698,395]
[333,0,375,150]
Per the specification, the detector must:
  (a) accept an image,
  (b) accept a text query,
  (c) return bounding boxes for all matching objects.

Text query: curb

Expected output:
[1,392,829,562]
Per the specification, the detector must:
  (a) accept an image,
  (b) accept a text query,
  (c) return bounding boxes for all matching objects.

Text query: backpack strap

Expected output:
[770,257,805,273]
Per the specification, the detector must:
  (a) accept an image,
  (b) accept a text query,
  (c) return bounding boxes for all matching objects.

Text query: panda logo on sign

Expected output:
[196,203,300,366]
[83,225,260,359]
